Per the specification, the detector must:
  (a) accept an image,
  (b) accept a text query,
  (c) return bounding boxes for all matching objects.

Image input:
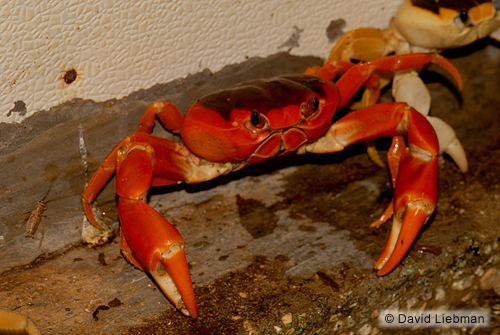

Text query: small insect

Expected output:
[16,182,56,253]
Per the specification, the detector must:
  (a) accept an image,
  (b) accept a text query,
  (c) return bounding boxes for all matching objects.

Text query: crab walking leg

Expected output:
[82,139,128,229]
[303,102,438,276]
[81,133,189,228]
[82,133,202,317]
[323,53,464,172]
[116,146,198,318]
[136,100,184,134]
[311,60,384,109]
[331,53,463,109]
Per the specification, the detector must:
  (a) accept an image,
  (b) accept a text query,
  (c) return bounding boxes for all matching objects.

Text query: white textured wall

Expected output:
[0,0,398,123]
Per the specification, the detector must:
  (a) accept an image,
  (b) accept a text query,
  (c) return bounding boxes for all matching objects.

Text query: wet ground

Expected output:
[1,42,500,334]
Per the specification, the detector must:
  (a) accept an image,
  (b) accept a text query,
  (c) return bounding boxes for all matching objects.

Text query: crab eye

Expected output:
[251,110,260,125]
[250,110,266,128]
[454,9,470,28]
[312,97,319,112]
[301,96,320,118]
[459,10,469,23]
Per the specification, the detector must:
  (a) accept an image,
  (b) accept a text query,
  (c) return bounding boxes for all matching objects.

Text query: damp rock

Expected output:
[451,276,473,291]
[483,244,493,256]
[421,287,433,301]
[435,287,446,301]
[406,297,418,309]
[461,291,473,302]
[401,265,418,276]
[359,310,371,318]
[470,240,480,255]
[367,292,379,303]
[453,269,466,279]
[453,258,467,270]
[346,315,356,328]
[282,313,293,325]
[417,277,431,286]
[475,265,485,277]
[329,312,341,322]
[480,267,500,290]
[386,278,406,290]
[419,265,438,276]
[340,290,353,299]
[243,320,257,334]
[484,255,500,267]
[358,323,372,335]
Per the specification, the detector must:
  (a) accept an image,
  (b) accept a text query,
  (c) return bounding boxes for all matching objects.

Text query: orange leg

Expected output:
[136,100,184,134]
[82,138,128,229]
[82,131,198,318]
[333,53,462,110]
[309,59,384,117]
[115,143,198,318]
[313,60,355,80]
[81,132,190,228]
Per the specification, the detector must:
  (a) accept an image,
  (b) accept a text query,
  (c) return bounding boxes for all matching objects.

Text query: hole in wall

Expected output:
[63,68,78,85]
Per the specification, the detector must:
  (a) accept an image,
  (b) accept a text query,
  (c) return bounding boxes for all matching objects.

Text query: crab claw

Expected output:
[374,134,438,276]
[374,202,433,276]
[118,198,198,318]
[116,146,198,318]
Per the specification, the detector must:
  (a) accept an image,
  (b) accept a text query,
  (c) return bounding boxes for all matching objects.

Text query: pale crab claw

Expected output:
[393,71,468,173]
[427,116,468,173]
[392,70,431,116]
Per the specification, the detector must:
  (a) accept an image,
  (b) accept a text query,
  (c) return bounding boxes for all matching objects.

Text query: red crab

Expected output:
[82,53,462,318]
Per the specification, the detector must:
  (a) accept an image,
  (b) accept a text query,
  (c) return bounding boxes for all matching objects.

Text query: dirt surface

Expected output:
[1,42,500,335]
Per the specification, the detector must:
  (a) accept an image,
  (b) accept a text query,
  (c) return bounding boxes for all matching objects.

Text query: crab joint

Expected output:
[409,143,435,161]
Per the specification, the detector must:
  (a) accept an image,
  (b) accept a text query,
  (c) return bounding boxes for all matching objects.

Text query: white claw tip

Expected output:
[444,138,468,173]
